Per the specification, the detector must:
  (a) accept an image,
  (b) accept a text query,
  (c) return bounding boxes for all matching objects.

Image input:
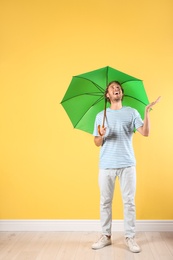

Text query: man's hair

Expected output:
[104,81,124,103]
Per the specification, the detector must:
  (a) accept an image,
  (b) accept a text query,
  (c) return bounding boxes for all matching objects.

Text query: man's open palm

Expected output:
[146,96,161,111]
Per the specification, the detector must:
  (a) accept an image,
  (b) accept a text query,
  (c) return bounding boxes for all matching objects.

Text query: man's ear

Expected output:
[106,92,109,99]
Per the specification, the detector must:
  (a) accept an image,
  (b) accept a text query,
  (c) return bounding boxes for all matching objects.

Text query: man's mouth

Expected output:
[114,92,119,95]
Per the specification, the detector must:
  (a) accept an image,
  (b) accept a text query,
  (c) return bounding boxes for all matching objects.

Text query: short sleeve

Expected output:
[93,112,103,136]
[133,109,144,130]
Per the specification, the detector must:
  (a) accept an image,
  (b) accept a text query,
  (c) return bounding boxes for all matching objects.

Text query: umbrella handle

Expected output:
[98,123,105,136]
[98,125,102,136]
[98,99,107,136]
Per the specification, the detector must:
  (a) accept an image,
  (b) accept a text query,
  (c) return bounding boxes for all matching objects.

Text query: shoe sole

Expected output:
[92,242,112,250]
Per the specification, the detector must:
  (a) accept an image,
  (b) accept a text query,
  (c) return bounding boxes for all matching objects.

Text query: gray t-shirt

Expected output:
[93,107,143,169]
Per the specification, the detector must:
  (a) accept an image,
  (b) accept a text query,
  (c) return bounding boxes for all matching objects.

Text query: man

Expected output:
[92,81,160,252]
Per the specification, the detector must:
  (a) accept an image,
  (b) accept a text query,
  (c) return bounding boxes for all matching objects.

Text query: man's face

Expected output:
[106,83,123,102]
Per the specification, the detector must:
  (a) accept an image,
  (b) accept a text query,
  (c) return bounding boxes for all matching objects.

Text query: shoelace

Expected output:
[98,235,108,242]
[128,238,138,247]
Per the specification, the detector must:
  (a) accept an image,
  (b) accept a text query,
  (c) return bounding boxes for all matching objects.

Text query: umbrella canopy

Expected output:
[60,66,150,134]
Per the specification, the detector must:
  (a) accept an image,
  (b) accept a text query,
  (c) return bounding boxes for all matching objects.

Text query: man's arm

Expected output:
[137,96,161,136]
[94,126,106,147]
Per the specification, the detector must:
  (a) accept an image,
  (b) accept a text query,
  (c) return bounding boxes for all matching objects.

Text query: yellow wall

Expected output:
[0,0,173,220]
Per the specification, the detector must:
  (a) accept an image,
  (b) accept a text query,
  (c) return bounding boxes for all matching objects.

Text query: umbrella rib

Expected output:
[121,79,142,85]
[75,76,105,92]
[61,92,103,103]
[124,94,148,106]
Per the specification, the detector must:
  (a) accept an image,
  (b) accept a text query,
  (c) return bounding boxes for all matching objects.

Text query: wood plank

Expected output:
[160,232,173,256]
[0,231,172,260]
[36,232,68,260]
[73,231,98,260]
[55,231,82,260]
[0,232,31,260]
[145,232,173,260]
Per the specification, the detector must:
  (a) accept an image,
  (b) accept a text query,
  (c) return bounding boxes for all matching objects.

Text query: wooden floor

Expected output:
[0,232,173,260]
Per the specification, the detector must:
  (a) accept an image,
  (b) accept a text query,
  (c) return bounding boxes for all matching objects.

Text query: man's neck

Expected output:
[110,101,122,110]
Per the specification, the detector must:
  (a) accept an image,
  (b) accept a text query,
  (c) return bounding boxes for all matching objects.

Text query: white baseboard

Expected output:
[0,220,173,232]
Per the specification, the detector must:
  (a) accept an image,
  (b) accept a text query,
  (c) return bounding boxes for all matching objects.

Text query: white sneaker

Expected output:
[92,235,112,250]
[125,237,141,253]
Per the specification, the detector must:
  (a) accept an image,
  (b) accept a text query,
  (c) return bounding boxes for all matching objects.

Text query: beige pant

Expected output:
[99,166,136,238]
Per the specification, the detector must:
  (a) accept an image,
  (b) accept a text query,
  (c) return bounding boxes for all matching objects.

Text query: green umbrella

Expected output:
[60,66,150,134]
